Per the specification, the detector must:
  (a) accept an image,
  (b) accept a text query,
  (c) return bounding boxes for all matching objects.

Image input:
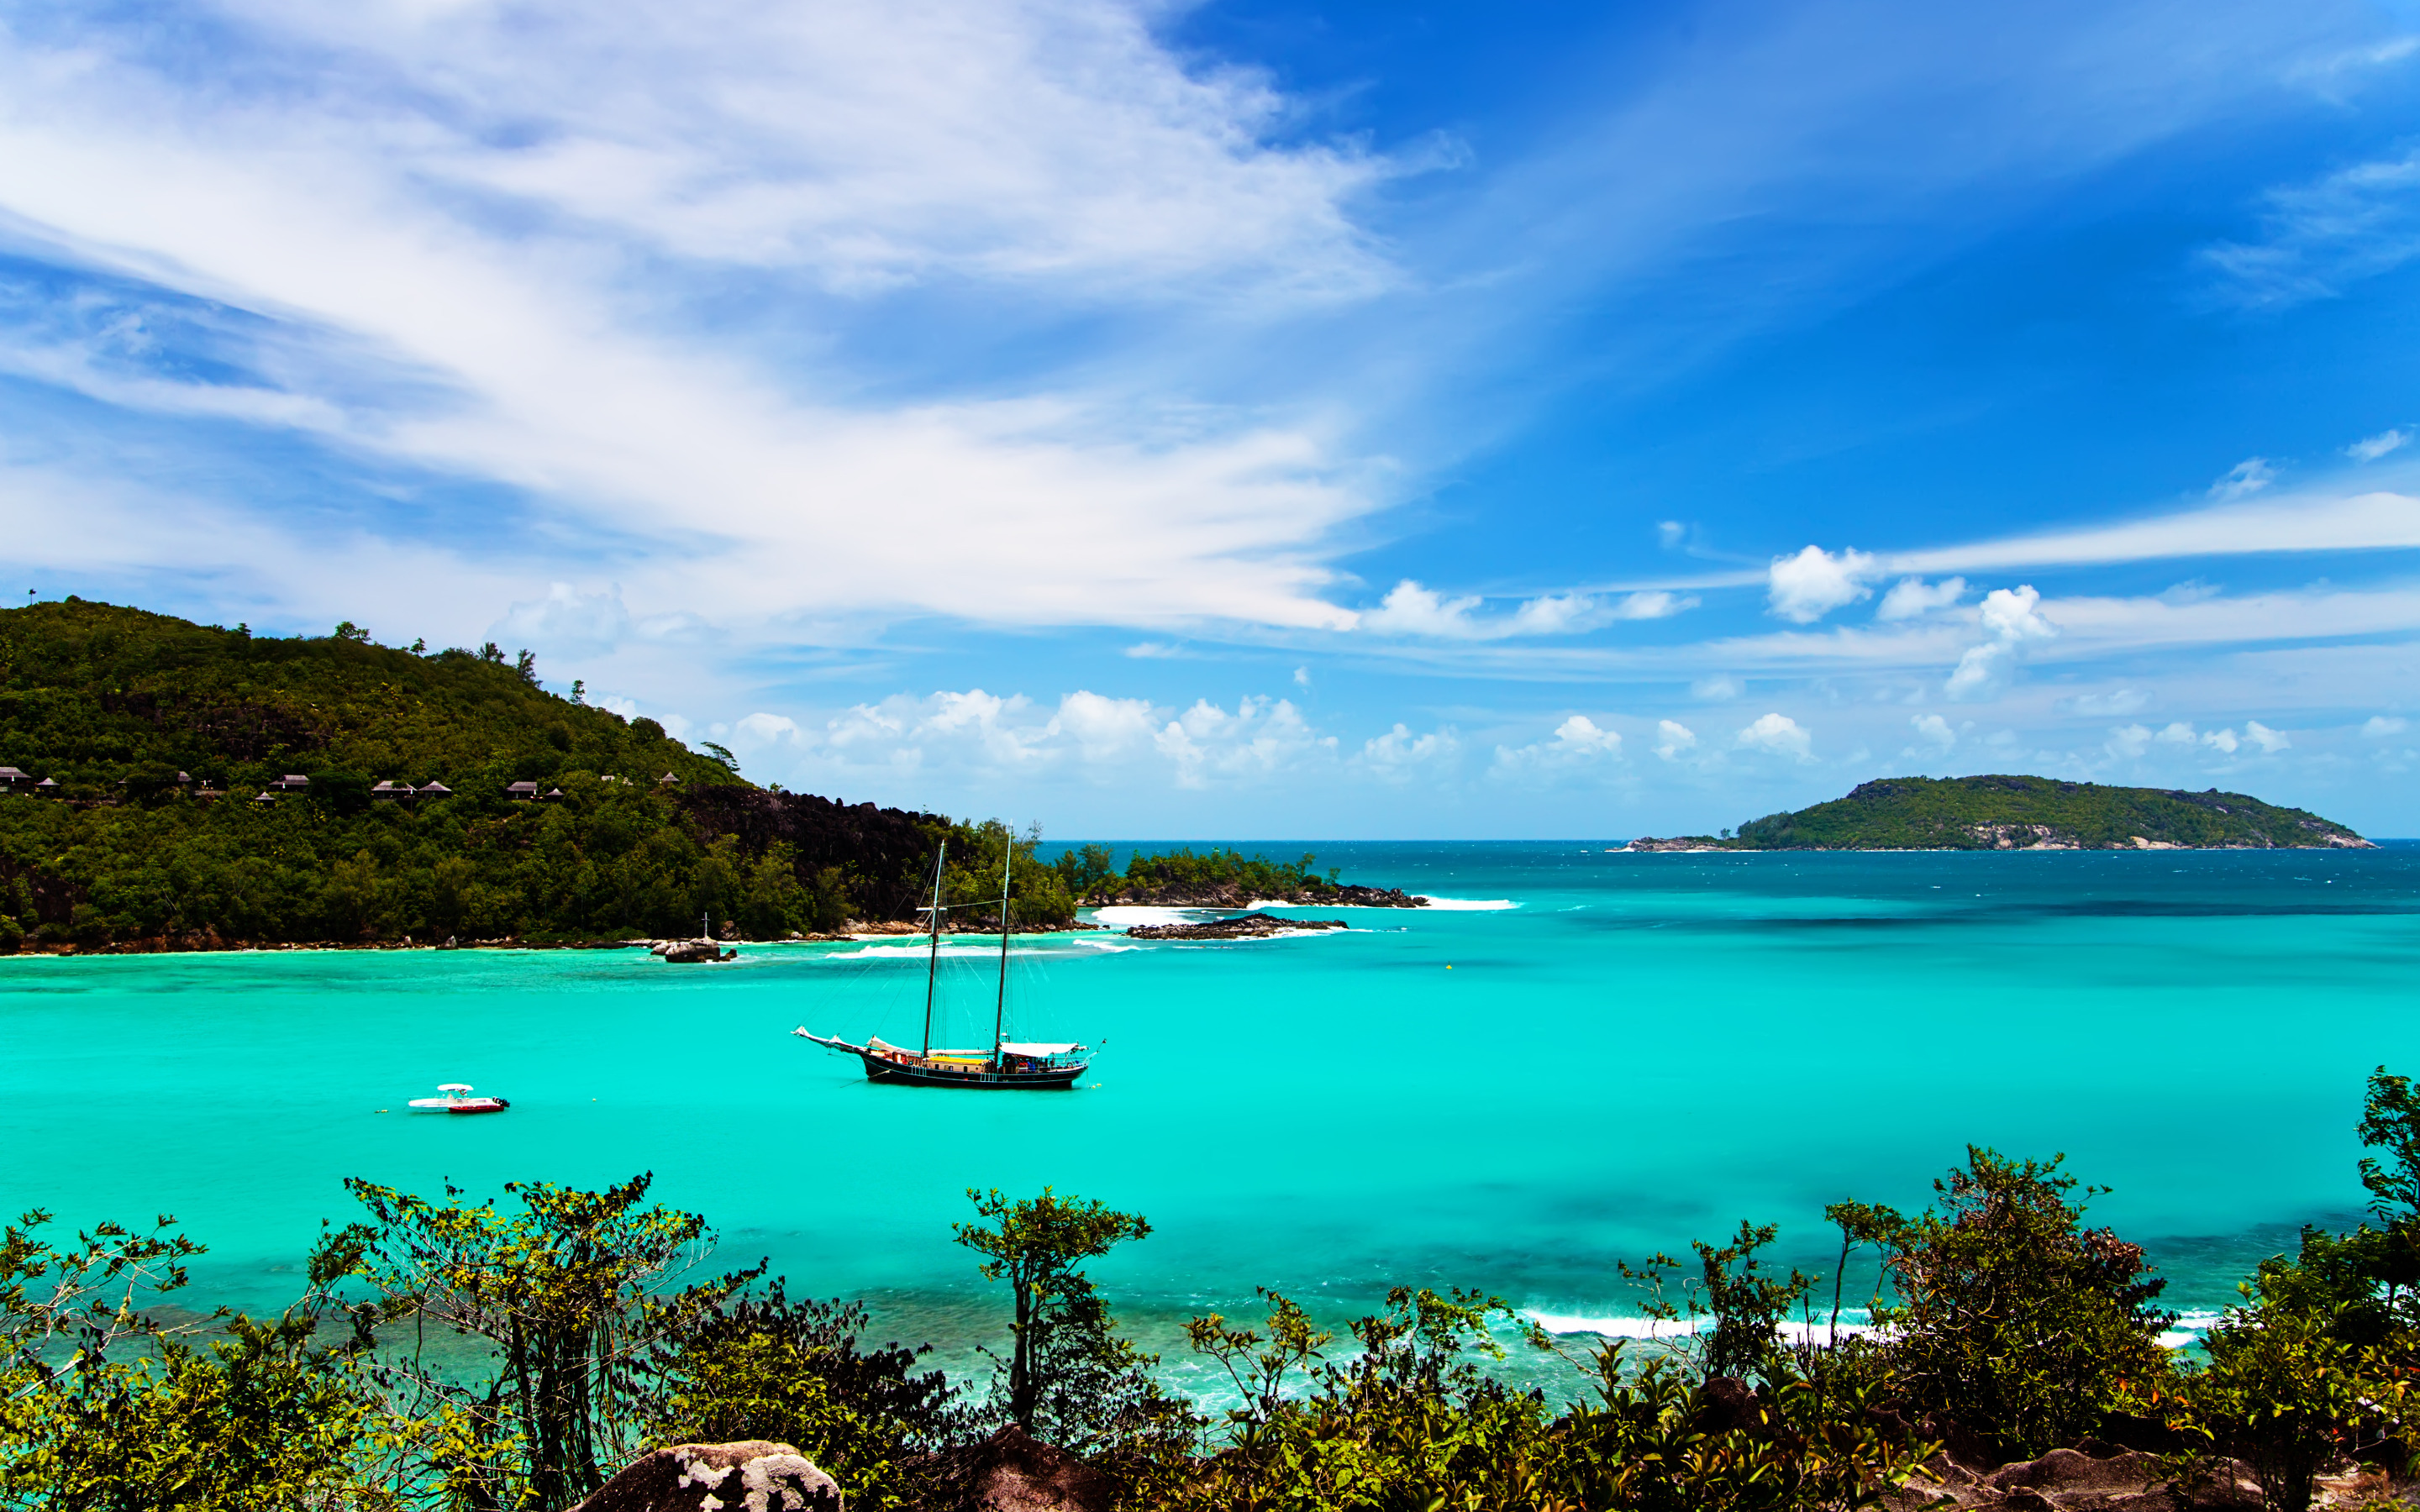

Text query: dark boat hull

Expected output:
[858,1053,1086,1090]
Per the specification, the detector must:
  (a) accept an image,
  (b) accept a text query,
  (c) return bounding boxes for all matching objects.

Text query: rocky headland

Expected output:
[1627,774,2372,853]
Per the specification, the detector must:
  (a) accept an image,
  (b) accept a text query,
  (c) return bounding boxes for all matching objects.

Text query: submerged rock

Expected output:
[575,1441,839,1512]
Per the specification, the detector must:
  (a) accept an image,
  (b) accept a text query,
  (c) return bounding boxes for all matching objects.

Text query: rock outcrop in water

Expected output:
[1123,914,1348,941]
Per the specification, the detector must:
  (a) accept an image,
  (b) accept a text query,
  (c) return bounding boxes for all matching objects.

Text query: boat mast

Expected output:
[993,837,1013,1067]
[922,842,947,1058]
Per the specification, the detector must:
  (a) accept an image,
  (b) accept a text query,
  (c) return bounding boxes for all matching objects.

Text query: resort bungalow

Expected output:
[504,780,539,800]
[542,787,566,802]
[270,774,311,792]
[34,778,59,797]
[371,780,413,801]
[0,767,30,793]
[658,771,680,786]
[416,780,453,801]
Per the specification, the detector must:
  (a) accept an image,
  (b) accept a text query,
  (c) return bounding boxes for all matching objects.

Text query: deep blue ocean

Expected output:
[6,842,2417,1389]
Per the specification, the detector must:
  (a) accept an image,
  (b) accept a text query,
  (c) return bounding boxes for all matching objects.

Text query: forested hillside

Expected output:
[0,600,1064,948]
[1633,774,2370,852]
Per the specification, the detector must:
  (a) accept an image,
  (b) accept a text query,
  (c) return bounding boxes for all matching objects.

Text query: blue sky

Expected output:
[4,0,2420,837]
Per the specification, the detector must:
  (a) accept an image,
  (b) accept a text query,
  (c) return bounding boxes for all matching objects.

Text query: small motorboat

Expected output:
[407,1083,511,1115]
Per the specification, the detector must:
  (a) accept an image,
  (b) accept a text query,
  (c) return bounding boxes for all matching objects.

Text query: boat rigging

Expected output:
[795,839,1092,1090]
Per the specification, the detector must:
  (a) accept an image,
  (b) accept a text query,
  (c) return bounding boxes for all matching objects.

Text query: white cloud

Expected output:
[2203,727,2240,753]
[1292,665,1310,686]
[733,711,802,747]
[1911,713,1956,749]
[2062,687,2148,716]
[1492,714,1623,775]
[1691,675,1741,702]
[1657,521,1686,549]
[2156,721,2198,744]
[1153,696,1330,785]
[0,2,1396,638]
[2349,428,2412,462]
[1886,488,2420,575]
[2107,723,2153,759]
[1654,720,1698,761]
[1735,711,1812,760]
[2245,720,2289,753]
[494,582,635,657]
[2202,148,2420,308]
[1944,585,2056,699]
[1608,590,1699,621]
[1361,580,1673,639]
[1358,722,1460,780]
[2365,715,2409,737]
[1876,576,1967,621]
[2208,458,2275,500]
[1766,545,1881,622]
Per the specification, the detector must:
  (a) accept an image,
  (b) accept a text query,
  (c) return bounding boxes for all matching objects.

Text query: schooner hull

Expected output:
[856,1053,1086,1090]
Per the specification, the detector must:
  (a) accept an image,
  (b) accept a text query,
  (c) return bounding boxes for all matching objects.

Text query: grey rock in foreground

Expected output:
[574,1441,839,1512]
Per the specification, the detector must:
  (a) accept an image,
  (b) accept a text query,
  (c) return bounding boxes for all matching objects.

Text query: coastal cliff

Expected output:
[1628,774,2371,853]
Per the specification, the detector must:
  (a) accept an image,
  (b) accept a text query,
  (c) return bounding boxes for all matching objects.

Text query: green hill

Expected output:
[0,599,1071,950]
[1630,774,2371,852]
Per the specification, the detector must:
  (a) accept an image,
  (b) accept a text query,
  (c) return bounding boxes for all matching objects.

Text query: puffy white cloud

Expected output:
[1492,715,1623,775]
[2156,721,2199,744]
[1608,591,1699,621]
[2246,720,2289,753]
[2107,723,2153,759]
[1358,722,1460,780]
[1361,580,1683,639]
[1654,720,1698,761]
[2209,458,2276,500]
[2349,428,2412,462]
[1154,696,1332,786]
[2365,715,2409,737]
[733,711,802,747]
[1766,545,1881,622]
[1911,713,1956,749]
[1735,711,1812,760]
[1945,585,2055,699]
[2203,727,2240,753]
[1877,576,1968,621]
[493,582,634,657]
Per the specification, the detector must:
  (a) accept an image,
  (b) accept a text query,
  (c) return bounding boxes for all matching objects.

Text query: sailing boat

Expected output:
[794,839,1092,1090]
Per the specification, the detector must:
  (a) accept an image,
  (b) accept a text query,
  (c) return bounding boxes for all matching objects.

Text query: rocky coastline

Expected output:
[1122,914,1348,941]
[1087,881,1425,908]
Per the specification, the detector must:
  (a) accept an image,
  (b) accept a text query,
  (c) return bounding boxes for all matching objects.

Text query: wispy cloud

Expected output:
[2202,148,2420,308]
[1358,580,1692,639]
[2349,428,2411,462]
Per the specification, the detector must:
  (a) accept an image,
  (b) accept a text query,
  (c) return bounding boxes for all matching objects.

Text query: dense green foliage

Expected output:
[0,600,1384,948]
[18,1073,2420,1509]
[1053,843,1339,904]
[1655,774,2367,851]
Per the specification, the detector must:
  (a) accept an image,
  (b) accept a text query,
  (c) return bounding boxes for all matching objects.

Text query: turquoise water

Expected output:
[5,843,2418,1383]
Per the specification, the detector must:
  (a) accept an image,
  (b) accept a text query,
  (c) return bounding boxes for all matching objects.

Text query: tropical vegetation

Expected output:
[1644,774,2368,852]
[0,600,1362,949]
[10,1068,2420,1510]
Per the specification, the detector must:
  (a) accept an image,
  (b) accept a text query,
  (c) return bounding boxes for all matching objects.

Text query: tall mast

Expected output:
[993,837,1013,1066]
[922,841,947,1058]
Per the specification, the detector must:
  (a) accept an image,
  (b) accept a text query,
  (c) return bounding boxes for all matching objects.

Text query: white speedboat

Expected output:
[406,1083,510,1115]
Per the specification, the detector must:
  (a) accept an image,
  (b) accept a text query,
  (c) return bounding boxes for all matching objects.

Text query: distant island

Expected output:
[1627,774,2374,852]
[0,600,1407,953]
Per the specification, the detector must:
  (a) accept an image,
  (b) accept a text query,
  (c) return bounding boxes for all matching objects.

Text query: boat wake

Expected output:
[1413,895,1518,910]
